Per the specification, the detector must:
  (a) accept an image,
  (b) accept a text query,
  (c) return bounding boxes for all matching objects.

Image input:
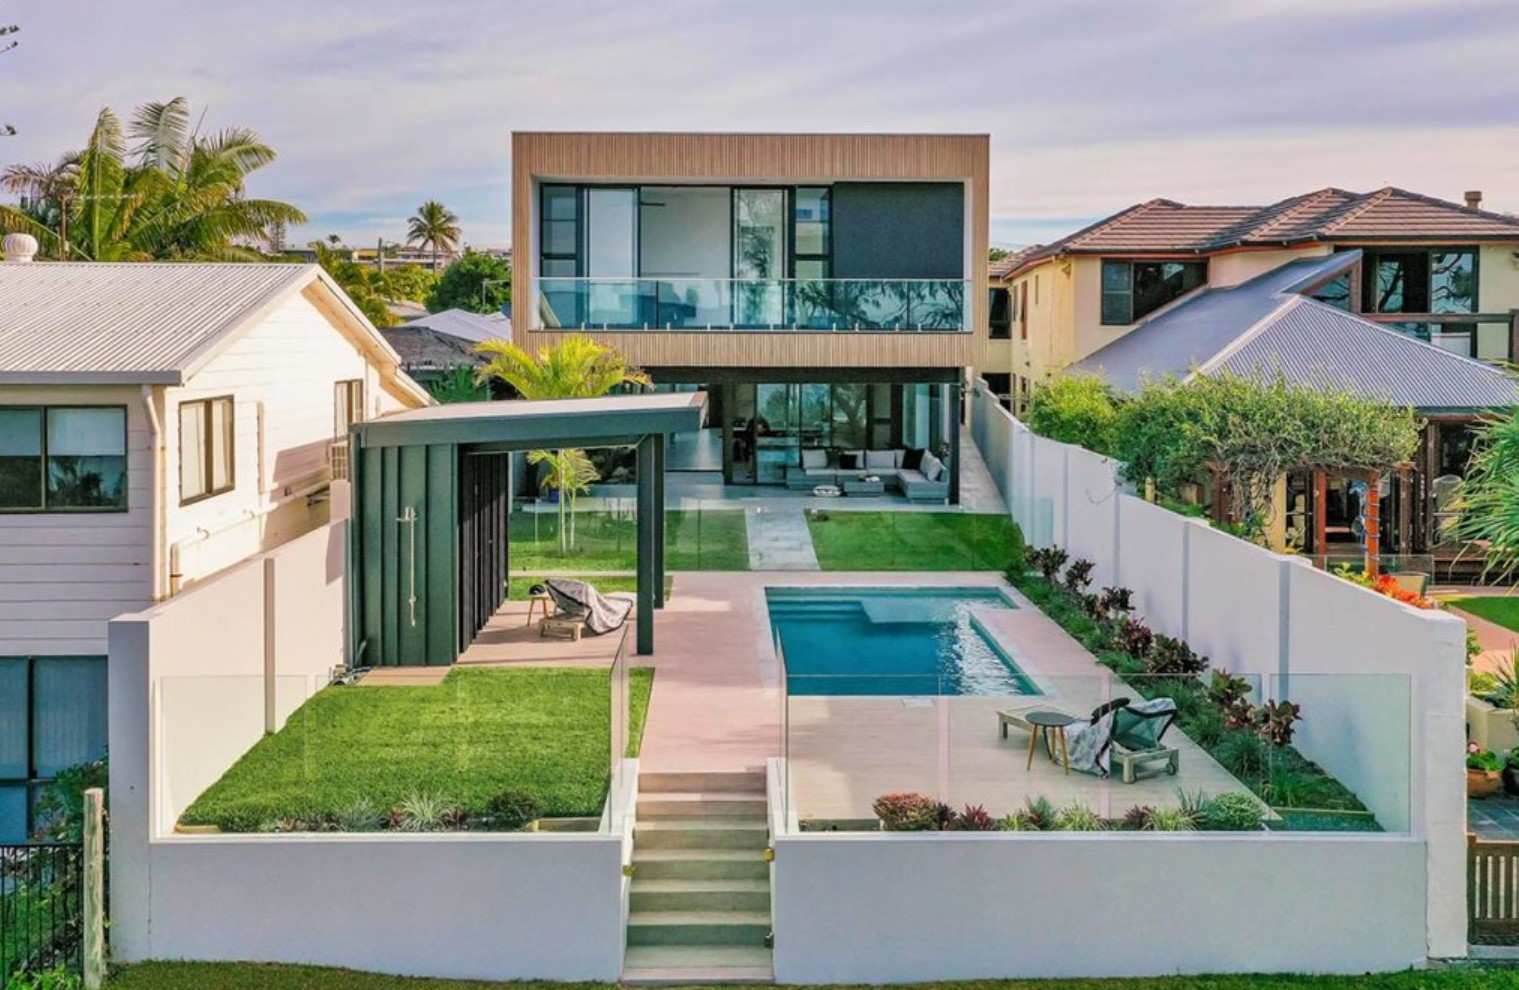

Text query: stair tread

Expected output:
[634,849,767,862]
[624,945,773,967]
[636,818,767,831]
[628,910,770,926]
[639,791,765,801]
[621,966,774,984]
[632,878,769,894]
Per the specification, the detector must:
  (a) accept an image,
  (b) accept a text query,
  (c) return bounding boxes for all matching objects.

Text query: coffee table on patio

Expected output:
[842,476,885,497]
[1024,710,1078,774]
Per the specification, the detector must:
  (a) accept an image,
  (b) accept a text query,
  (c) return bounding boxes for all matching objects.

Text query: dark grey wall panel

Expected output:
[830,183,965,279]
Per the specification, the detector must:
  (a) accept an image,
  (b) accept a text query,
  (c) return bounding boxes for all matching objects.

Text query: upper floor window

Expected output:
[1101,259,1207,325]
[0,406,127,513]
[180,397,234,505]
[1361,248,1477,315]
[335,379,365,437]
[988,287,1011,339]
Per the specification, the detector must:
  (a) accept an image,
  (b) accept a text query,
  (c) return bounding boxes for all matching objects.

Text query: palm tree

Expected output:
[1451,409,1519,583]
[0,97,305,261]
[528,449,601,553]
[406,200,461,272]
[476,335,651,550]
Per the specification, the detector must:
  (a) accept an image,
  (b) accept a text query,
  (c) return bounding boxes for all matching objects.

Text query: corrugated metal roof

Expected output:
[401,308,510,345]
[1215,300,1518,412]
[1072,253,1356,392]
[0,262,320,384]
[1072,251,1518,411]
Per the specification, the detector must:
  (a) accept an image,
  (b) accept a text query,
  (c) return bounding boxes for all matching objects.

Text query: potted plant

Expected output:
[1504,748,1519,797]
[1469,743,1504,798]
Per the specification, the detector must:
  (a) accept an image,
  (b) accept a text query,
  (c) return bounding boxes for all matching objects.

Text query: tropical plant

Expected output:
[1203,670,1256,730]
[1026,373,1121,456]
[306,241,395,327]
[1174,788,1210,828]
[1483,650,1519,710]
[1,97,305,261]
[1203,792,1266,831]
[1120,805,1155,831]
[1117,618,1155,661]
[1054,801,1105,831]
[1142,806,1196,832]
[30,753,107,842]
[1146,634,1208,676]
[1026,545,1068,582]
[427,249,512,314]
[947,804,995,831]
[1063,558,1095,594]
[1257,699,1303,747]
[1468,743,1504,773]
[394,791,453,832]
[528,449,601,552]
[425,365,490,404]
[873,792,942,831]
[475,335,650,551]
[406,199,461,271]
[1021,795,1057,831]
[1450,408,1519,583]
[334,796,383,832]
[379,263,439,304]
[993,812,1032,832]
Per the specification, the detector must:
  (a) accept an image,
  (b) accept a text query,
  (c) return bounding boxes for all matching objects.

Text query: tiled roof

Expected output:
[1010,187,1519,275]
[990,245,1043,279]
[1072,250,1518,412]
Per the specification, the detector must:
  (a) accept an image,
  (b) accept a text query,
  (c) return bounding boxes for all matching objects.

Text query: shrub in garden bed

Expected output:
[1002,551,1376,826]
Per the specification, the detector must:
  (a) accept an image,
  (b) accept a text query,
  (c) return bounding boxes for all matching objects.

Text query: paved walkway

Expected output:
[1471,795,1519,839]
[744,507,819,571]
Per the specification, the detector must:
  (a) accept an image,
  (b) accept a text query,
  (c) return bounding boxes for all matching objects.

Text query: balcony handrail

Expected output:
[537,276,971,285]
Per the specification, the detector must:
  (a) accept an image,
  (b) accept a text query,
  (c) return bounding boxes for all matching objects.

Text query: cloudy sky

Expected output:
[5,0,1518,249]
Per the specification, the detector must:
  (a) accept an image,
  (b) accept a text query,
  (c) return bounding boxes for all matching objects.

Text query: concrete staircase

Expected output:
[623,770,773,984]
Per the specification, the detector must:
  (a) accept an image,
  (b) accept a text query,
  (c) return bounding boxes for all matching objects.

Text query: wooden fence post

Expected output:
[83,786,105,990]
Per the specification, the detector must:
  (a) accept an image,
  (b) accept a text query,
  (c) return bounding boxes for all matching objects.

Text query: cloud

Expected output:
[4,0,1517,247]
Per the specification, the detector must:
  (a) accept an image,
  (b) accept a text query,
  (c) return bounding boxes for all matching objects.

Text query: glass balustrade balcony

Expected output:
[536,278,970,332]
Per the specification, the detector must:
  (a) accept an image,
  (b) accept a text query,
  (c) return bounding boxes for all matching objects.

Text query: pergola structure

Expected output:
[347,392,706,666]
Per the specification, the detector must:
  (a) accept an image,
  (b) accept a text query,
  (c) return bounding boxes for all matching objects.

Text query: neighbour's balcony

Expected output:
[536,278,970,332]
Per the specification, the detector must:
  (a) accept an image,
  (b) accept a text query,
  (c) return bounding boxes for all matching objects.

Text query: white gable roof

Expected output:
[0,262,426,403]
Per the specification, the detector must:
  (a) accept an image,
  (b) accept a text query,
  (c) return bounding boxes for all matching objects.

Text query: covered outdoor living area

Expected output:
[347,392,707,665]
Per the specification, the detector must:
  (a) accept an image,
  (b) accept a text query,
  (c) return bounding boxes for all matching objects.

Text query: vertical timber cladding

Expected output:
[458,452,511,652]
[355,441,459,667]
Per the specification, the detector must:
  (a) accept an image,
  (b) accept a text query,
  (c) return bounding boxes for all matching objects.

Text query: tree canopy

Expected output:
[1450,409,1519,583]
[426,249,511,314]
[474,333,650,399]
[0,97,305,260]
[407,199,461,271]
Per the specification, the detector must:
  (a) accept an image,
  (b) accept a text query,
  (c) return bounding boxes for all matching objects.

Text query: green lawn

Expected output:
[105,962,1519,990]
[808,511,1021,571]
[1446,595,1519,636]
[509,509,749,571]
[179,667,653,831]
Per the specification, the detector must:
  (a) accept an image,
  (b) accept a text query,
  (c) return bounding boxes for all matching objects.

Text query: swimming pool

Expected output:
[767,586,1041,697]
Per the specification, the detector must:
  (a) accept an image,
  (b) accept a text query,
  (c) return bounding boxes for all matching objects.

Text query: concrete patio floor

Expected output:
[432,570,1253,824]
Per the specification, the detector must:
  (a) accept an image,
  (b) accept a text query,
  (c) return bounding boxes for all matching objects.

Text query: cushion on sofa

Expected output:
[839,450,862,470]
[865,449,898,470]
[921,452,944,482]
[801,448,827,470]
[901,448,926,471]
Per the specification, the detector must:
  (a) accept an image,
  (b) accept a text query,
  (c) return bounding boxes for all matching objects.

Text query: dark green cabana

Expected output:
[348,392,706,667]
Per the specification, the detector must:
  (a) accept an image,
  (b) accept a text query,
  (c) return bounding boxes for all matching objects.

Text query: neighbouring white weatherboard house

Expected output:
[0,239,429,840]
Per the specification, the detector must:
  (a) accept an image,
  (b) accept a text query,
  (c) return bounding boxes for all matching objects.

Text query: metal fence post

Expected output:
[83,787,105,990]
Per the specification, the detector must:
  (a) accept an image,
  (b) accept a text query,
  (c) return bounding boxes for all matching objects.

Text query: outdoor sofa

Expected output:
[784,447,950,502]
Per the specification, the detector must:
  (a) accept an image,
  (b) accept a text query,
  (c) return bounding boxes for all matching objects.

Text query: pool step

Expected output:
[626,771,774,982]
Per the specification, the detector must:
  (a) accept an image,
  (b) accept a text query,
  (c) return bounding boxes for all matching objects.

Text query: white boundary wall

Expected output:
[108,520,627,980]
[772,830,1426,982]
[968,384,1468,959]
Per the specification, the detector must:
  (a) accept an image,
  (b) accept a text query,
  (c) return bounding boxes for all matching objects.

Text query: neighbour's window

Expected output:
[0,656,108,842]
[1101,259,1207,325]
[988,287,1011,339]
[335,379,365,436]
[180,397,234,504]
[0,406,127,512]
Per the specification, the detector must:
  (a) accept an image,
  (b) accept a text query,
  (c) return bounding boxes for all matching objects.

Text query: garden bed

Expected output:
[1008,553,1378,830]
[179,667,653,833]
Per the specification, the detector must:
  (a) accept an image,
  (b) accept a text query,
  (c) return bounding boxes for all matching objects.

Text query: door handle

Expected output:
[397,506,418,628]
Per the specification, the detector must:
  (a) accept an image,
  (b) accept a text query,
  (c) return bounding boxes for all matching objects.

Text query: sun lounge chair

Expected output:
[544,578,635,636]
[1005,697,1180,782]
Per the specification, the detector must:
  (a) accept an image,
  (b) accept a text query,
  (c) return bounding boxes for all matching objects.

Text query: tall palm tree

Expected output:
[406,200,461,272]
[0,97,305,261]
[1451,409,1519,583]
[475,335,651,550]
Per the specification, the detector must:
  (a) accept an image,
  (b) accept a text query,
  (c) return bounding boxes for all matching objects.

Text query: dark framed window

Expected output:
[1361,247,1478,316]
[179,396,235,505]
[335,379,365,436]
[0,406,127,513]
[0,656,108,841]
[1100,259,1207,325]
[988,287,1012,339]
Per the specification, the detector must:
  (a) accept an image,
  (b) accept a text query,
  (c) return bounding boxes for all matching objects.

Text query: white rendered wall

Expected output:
[972,387,1468,958]
[772,832,1426,983]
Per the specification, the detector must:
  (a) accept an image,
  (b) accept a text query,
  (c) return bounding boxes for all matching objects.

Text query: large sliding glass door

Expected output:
[586,188,640,326]
[733,189,787,327]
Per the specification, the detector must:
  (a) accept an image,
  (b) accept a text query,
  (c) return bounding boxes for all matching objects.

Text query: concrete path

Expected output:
[744,507,819,571]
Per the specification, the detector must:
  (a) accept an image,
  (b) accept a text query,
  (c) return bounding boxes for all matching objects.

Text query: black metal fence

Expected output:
[1,842,84,980]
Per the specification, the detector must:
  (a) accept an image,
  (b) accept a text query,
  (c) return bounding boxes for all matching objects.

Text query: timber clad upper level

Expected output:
[511,132,989,369]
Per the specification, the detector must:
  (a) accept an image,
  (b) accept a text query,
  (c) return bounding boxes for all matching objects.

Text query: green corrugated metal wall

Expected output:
[352,441,460,667]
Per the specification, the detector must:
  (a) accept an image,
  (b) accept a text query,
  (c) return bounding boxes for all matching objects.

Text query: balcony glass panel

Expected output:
[536,279,969,332]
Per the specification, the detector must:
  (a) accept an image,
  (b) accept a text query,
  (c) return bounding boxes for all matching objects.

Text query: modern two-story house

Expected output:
[510,132,989,503]
[0,247,428,839]
[986,188,1519,570]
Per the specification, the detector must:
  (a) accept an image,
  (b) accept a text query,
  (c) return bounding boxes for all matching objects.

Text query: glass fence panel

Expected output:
[657,279,731,329]
[909,280,968,330]
[666,506,751,571]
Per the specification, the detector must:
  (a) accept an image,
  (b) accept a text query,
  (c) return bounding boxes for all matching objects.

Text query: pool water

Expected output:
[768,587,1040,697]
